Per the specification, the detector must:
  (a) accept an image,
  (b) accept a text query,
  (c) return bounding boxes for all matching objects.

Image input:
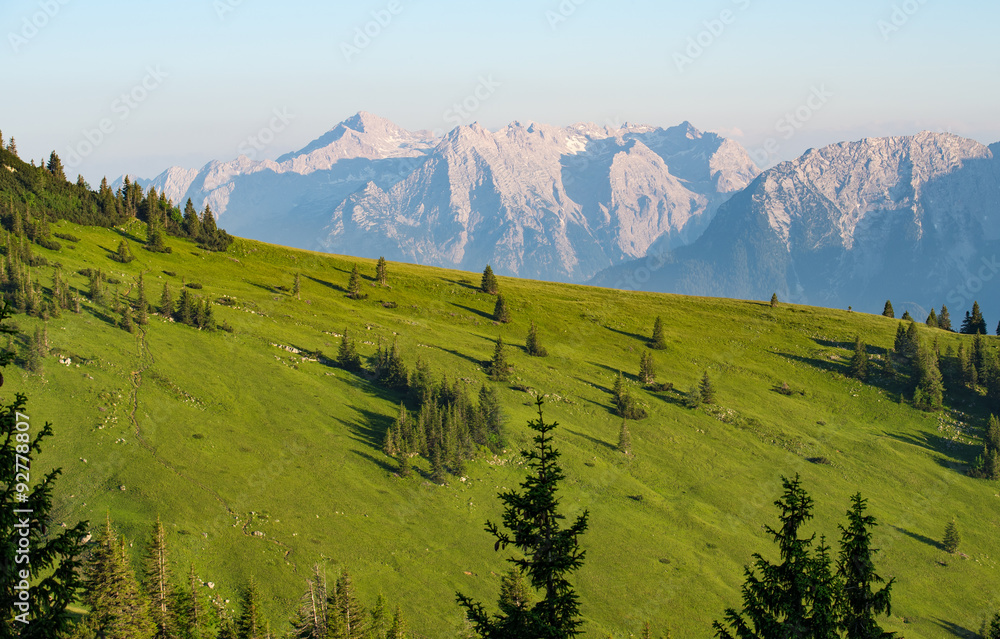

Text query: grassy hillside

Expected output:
[9,216,1000,638]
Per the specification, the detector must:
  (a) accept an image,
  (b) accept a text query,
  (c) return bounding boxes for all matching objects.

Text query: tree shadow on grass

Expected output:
[112,227,146,244]
[431,344,484,368]
[933,619,980,638]
[603,325,649,344]
[350,449,397,474]
[303,274,346,294]
[564,427,615,452]
[885,430,979,471]
[578,395,616,418]
[813,337,892,357]
[451,303,494,322]
[443,278,479,291]
[891,525,943,551]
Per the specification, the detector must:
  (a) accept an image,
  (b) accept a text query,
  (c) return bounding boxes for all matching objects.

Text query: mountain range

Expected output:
[124,114,1000,317]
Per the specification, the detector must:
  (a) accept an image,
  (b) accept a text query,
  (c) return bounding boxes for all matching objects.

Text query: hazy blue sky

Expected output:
[3,0,998,184]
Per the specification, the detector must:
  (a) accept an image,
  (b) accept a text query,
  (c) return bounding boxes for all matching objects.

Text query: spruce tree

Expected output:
[331,568,365,639]
[376,256,388,286]
[650,316,667,350]
[81,516,157,639]
[122,303,135,333]
[347,264,362,299]
[176,288,194,326]
[0,302,88,637]
[175,562,208,639]
[386,607,407,639]
[882,301,894,318]
[836,494,895,639]
[481,265,499,295]
[159,282,173,317]
[487,335,511,382]
[526,321,547,357]
[770,293,779,308]
[900,310,912,321]
[183,199,201,239]
[971,301,987,335]
[617,416,632,455]
[904,322,920,361]
[943,519,960,554]
[114,239,135,263]
[235,578,265,639]
[713,475,832,639]
[914,343,945,411]
[336,328,362,372]
[144,517,176,639]
[849,335,868,381]
[493,294,512,323]
[939,305,952,331]
[997,320,1000,336]
[638,351,656,385]
[136,273,148,325]
[457,398,589,638]
[926,309,938,328]
[699,371,715,404]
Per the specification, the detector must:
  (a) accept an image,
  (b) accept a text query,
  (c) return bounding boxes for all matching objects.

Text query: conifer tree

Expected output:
[849,335,868,381]
[699,371,715,404]
[144,517,176,639]
[904,322,920,361]
[347,264,363,299]
[175,562,208,639]
[289,564,328,639]
[770,293,779,308]
[525,321,548,357]
[47,151,66,181]
[122,303,135,333]
[478,383,504,453]
[487,335,511,382]
[0,302,88,636]
[481,265,499,295]
[331,569,366,639]
[650,316,667,350]
[136,273,149,325]
[926,308,938,327]
[617,416,632,455]
[176,288,194,326]
[81,516,157,639]
[836,494,895,639]
[914,343,945,411]
[939,305,952,331]
[235,578,265,639]
[368,594,388,639]
[336,328,362,372]
[882,301,894,318]
[493,294,512,323]
[114,239,135,263]
[457,398,589,638]
[638,351,656,385]
[714,475,830,639]
[376,256,388,286]
[943,519,960,554]
[183,199,201,239]
[386,607,407,639]
[997,320,1000,336]
[159,282,173,317]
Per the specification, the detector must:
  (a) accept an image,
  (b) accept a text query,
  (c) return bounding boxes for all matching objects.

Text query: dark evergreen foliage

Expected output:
[900,310,912,321]
[487,335,511,382]
[481,265,499,295]
[770,293,779,308]
[938,305,952,331]
[336,328,362,372]
[926,308,937,328]
[526,321,548,357]
[882,301,894,318]
[638,351,656,385]
[699,371,715,404]
[961,302,988,334]
[649,316,667,350]
[347,264,363,299]
[457,398,589,638]
[942,520,960,554]
[493,295,512,323]
[836,494,895,639]
[376,257,388,286]
[849,335,868,381]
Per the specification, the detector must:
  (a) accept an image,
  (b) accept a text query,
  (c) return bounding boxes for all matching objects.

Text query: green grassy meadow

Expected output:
[11,217,1000,638]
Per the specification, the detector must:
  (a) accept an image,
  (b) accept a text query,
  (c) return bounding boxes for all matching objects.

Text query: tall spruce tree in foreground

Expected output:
[144,517,176,639]
[837,494,895,639]
[526,321,547,357]
[0,301,88,637]
[235,577,265,639]
[457,397,589,638]
[713,475,835,639]
[481,265,499,295]
[882,301,894,318]
[650,316,667,350]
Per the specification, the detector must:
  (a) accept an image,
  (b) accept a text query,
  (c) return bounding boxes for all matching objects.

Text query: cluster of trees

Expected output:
[156,281,216,331]
[887,321,946,411]
[715,476,895,639]
[884,299,997,335]
[970,415,1000,480]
